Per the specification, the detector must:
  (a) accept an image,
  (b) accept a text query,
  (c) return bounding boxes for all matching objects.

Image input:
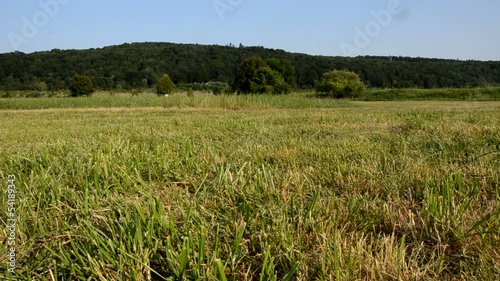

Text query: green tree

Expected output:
[3,75,22,91]
[156,74,175,96]
[2,42,500,92]
[316,70,366,98]
[266,59,297,88]
[234,56,267,94]
[250,66,290,95]
[234,56,292,95]
[69,74,94,97]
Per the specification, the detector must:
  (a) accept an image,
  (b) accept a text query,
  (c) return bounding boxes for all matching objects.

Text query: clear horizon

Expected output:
[1,0,499,61]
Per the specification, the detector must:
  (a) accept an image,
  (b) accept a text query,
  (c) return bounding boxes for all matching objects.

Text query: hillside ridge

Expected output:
[1,42,499,91]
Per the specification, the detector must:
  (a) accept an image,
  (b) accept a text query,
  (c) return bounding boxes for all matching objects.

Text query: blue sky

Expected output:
[1,0,499,60]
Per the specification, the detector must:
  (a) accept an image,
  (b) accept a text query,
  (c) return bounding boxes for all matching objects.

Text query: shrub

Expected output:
[250,66,291,95]
[130,89,141,96]
[316,70,366,98]
[234,56,267,94]
[156,74,175,96]
[206,81,230,95]
[69,74,94,97]
[234,56,293,95]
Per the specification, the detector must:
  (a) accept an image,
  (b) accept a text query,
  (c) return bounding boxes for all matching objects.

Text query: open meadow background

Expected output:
[1,94,499,280]
[2,0,500,279]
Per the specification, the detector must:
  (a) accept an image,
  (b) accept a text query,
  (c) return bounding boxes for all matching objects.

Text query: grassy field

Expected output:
[363,87,500,101]
[0,93,353,111]
[0,95,499,280]
[2,86,500,103]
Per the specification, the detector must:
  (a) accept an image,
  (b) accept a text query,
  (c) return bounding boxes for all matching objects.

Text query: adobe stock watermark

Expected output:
[213,0,244,21]
[6,175,17,275]
[7,0,71,51]
[340,0,411,56]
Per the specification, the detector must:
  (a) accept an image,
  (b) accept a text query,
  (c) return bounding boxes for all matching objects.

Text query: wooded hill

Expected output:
[1,42,499,91]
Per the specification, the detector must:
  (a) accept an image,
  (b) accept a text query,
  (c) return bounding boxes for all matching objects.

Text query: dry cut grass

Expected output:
[0,97,499,280]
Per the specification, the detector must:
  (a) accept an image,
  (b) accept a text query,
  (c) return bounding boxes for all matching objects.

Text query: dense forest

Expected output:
[1,42,499,92]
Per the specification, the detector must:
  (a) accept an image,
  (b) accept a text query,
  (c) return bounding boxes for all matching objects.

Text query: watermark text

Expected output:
[7,0,71,51]
[340,0,410,56]
[6,175,17,274]
[213,0,244,21]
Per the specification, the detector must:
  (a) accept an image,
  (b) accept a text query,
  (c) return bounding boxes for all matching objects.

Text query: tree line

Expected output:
[1,42,499,92]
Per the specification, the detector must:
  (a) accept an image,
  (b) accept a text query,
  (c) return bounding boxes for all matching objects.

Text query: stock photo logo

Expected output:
[340,0,411,56]
[213,0,244,21]
[7,0,70,51]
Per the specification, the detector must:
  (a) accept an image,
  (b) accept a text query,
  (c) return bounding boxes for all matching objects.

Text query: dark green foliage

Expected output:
[69,74,94,97]
[250,66,290,95]
[234,56,267,94]
[205,81,230,95]
[316,70,366,98]
[1,43,500,92]
[266,58,297,88]
[156,74,175,96]
[177,81,230,95]
[235,56,293,95]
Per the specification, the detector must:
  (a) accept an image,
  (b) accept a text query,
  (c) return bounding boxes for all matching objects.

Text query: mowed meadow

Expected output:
[0,95,499,280]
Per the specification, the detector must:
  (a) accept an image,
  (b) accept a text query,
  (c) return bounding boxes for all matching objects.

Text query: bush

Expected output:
[234,56,267,94]
[205,81,230,95]
[316,70,366,98]
[131,89,140,96]
[250,66,291,95]
[69,75,94,97]
[235,56,294,95]
[156,74,175,96]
